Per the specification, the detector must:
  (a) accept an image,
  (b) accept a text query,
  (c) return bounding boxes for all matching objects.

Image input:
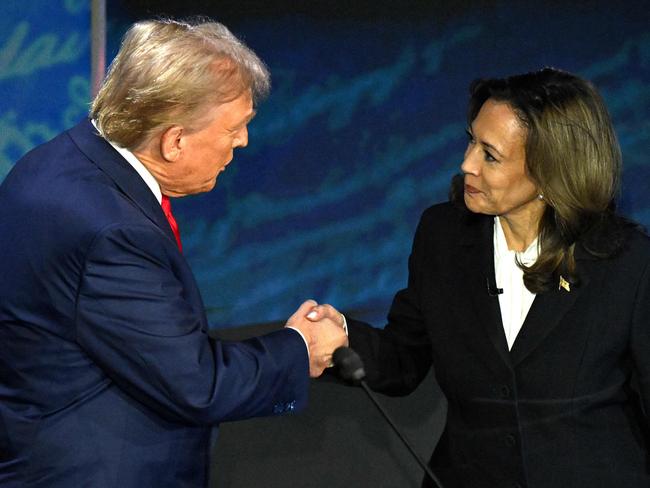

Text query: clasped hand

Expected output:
[285,300,348,377]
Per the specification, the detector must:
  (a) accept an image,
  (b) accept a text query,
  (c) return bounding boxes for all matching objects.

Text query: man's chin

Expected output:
[176,178,219,197]
[202,178,218,193]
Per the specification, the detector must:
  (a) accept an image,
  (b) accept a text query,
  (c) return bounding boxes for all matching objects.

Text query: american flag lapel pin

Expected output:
[559,275,570,292]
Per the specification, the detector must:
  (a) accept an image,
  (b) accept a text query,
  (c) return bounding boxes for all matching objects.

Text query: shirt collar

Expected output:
[91,120,163,204]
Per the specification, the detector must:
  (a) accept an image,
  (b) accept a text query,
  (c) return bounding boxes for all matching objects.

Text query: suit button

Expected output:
[505,434,516,447]
[500,385,510,398]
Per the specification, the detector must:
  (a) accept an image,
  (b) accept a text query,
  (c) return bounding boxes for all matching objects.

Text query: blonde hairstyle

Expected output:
[90,18,270,150]
[457,68,624,292]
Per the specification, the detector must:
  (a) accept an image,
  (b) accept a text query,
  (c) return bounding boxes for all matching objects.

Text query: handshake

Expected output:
[285,300,349,378]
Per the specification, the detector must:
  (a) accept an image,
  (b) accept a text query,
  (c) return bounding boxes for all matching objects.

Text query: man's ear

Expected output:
[159,125,184,162]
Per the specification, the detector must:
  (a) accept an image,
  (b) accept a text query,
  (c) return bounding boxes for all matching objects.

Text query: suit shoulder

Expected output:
[623,226,650,263]
[418,201,467,230]
[420,201,459,220]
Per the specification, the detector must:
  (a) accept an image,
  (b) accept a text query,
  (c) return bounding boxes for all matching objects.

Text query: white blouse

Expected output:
[493,217,539,350]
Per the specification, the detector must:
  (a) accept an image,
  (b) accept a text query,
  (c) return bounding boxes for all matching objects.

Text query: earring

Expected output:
[537,194,544,200]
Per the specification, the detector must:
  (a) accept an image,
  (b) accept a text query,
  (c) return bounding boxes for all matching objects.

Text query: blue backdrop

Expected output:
[2,0,649,328]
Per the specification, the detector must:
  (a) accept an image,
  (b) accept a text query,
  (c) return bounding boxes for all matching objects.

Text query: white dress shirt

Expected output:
[493,216,539,350]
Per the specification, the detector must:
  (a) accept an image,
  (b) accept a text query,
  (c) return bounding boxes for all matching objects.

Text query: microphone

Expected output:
[332,347,446,488]
[332,346,365,383]
[486,277,503,296]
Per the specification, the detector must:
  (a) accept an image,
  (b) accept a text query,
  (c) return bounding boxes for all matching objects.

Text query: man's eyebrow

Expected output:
[232,110,256,131]
[244,110,257,124]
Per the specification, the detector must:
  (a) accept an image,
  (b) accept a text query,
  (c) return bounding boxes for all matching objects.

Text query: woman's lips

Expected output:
[465,184,481,194]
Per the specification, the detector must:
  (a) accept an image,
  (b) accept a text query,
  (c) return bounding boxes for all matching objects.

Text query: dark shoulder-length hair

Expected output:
[452,67,628,293]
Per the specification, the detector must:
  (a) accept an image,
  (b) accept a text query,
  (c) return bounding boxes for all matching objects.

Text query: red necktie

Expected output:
[161,195,183,252]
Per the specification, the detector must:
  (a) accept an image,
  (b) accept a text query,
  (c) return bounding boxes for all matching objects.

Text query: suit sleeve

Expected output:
[630,254,650,419]
[74,223,309,425]
[347,211,434,396]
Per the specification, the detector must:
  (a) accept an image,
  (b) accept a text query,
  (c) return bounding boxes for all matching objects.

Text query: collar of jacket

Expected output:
[454,208,589,367]
[67,119,178,248]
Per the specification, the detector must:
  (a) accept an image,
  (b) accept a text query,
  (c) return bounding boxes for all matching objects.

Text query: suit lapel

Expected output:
[457,213,511,368]
[456,209,595,368]
[510,254,590,366]
[67,119,177,245]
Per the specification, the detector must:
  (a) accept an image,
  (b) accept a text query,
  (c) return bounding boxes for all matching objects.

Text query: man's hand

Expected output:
[304,303,344,327]
[285,300,348,377]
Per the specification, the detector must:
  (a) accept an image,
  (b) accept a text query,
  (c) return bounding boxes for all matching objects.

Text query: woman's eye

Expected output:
[484,150,497,162]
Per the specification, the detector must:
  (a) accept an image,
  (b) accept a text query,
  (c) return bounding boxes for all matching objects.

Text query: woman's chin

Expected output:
[463,194,481,213]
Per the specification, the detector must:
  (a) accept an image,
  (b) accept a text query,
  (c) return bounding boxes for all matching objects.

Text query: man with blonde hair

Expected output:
[0,18,347,487]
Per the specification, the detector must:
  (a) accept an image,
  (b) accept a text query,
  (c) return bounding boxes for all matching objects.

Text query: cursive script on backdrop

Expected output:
[0,21,86,81]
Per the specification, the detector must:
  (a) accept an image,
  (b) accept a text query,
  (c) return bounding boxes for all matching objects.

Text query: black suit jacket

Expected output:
[348,202,650,488]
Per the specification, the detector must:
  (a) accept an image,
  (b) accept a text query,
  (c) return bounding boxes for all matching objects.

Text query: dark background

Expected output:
[1,1,648,486]
[110,0,650,329]
[2,0,648,330]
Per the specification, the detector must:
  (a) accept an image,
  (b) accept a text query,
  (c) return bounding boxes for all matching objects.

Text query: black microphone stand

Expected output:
[358,380,445,488]
[333,347,445,488]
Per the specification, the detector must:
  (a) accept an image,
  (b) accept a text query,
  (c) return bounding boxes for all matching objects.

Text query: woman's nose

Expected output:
[461,146,481,176]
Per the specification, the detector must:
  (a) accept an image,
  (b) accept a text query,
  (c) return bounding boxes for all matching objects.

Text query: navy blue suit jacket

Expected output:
[0,120,309,487]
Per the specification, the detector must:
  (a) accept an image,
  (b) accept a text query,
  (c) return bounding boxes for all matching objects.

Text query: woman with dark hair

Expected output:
[310,68,650,487]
